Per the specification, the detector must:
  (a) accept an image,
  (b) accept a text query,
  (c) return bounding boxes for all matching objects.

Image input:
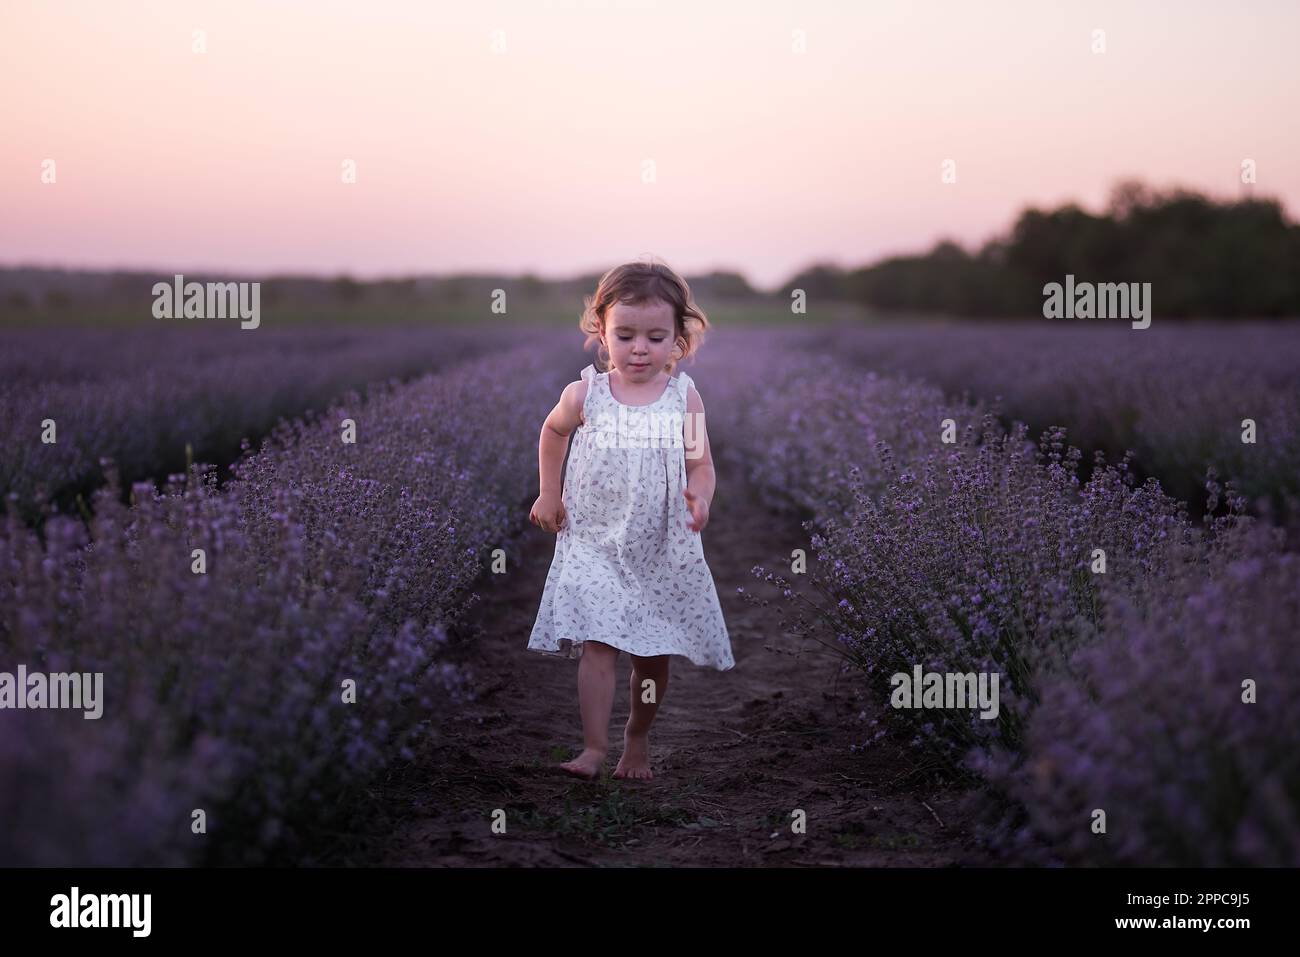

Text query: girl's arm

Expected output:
[537,377,587,499]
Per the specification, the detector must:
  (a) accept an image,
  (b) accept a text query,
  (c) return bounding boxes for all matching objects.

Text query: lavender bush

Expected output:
[0,343,573,865]
[975,521,1300,866]
[701,327,1297,864]
[0,322,550,517]
[722,352,981,519]
[805,320,1300,523]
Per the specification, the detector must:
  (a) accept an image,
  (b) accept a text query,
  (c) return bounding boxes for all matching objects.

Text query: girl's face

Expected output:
[603,299,678,380]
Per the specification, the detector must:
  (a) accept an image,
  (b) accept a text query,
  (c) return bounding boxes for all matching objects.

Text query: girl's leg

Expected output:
[614,653,670,780]
[559,640,618,779]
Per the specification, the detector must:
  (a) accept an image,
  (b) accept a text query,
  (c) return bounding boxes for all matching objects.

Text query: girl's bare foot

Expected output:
[559,748,606,780]
[613,726,653,780]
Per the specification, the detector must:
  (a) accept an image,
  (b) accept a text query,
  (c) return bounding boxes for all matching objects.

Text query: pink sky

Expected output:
[3,0,1297,291]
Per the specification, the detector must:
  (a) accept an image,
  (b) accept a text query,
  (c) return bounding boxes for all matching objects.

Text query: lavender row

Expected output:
[975,529,1300,866]
[701,331,1298,865]
[0,322,550,517]
[0,342,573,865]
[797,320,1300,523]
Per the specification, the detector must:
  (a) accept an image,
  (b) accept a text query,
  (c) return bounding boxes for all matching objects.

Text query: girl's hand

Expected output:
[529,493,567,534]
[683,488,710,533]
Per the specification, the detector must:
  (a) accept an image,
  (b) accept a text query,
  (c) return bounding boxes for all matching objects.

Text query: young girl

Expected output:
[527,260,735,781]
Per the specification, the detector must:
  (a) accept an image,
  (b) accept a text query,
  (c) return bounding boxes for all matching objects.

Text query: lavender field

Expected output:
[796,320,1300,527]
[695,325,1300,866]
[0,322,553,521]
[1,319,1297,866]
[1,331,582,864]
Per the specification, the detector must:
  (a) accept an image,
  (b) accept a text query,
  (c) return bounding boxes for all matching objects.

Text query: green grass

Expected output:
[515,788,695,847]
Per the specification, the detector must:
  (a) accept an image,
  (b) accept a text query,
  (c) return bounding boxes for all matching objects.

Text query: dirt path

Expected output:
[361,455,992,866]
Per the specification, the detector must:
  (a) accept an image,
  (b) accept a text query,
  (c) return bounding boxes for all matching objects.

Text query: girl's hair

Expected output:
[578,258,710,376]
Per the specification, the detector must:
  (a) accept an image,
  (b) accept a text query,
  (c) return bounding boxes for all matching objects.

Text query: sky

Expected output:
[3,0,1298,291]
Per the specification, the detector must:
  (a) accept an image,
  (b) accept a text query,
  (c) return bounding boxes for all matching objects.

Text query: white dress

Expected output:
[527,363,735,670]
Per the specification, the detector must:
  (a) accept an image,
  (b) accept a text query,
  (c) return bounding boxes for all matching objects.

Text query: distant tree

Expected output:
[332,275,364,302]
[697,270,759,299]
[807,181,1300,318]
[1106,178,1157,219]
[782,263,848,301]
[518,273,546,298]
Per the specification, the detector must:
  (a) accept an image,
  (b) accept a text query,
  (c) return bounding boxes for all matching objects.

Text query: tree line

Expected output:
[785,181,1300,318]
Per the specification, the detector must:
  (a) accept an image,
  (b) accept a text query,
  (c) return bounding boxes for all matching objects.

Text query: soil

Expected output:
[342,456,996,867]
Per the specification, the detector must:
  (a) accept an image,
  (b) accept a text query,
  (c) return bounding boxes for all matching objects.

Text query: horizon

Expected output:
[4,174,1292,295]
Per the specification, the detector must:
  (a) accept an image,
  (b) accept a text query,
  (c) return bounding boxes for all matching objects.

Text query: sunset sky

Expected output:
[3,0,1297,290]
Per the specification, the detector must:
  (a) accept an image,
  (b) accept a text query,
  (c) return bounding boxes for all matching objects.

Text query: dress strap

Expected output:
[578,364,600,419]
[674,369,694,402]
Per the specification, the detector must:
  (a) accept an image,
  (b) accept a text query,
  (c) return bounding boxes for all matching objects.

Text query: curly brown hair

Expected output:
[578,258,711,376]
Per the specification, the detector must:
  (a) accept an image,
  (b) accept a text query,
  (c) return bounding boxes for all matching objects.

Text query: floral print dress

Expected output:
[527,363,734,670]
